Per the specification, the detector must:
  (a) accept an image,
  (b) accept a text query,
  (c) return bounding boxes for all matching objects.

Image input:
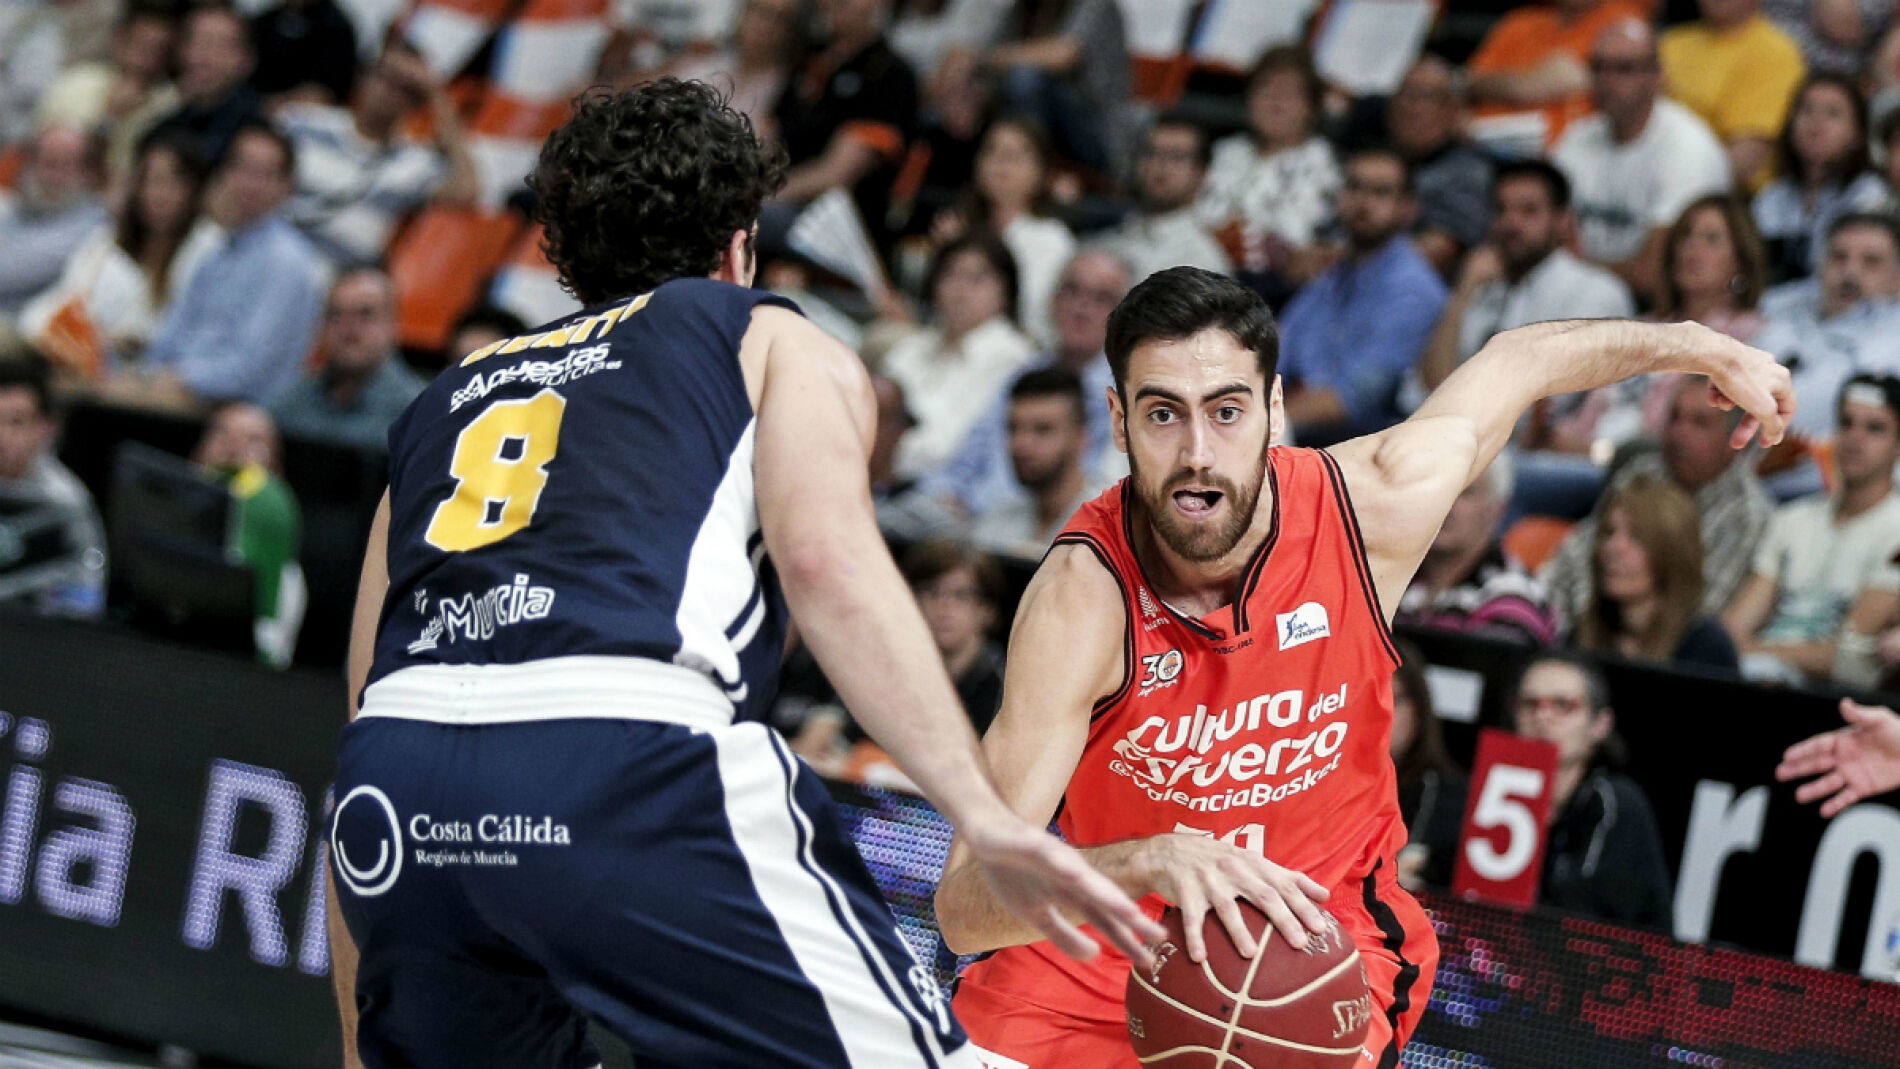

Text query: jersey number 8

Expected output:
[425,389,568,552]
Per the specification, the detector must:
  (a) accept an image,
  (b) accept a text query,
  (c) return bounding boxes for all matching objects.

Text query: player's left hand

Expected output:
[962,816,1166,971]
[1687,322,1795,449]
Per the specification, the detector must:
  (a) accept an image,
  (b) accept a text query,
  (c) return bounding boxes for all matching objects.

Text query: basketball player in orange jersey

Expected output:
[935,267,1794,1069]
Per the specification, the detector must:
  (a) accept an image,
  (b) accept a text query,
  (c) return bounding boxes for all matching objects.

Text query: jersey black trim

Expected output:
[1050,532,1136,720]
[1231,455,1284,634]
[1316,449,1402,669]
[1362,861,1423,1069]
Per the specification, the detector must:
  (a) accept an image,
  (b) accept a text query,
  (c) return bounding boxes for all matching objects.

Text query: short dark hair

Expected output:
[1148,110,1212,169]
[926,231,1021,327]
[529,80,788,305]
[1515,649,1610,714]
[1103,267,1278,398]
[1247,45,1323,123]
[223,120,296,178]
[0,359,53,419]
[1838,372,1900,427]
[899,540,1006,615]
[453,304,529,342]
[1827,210,1900,259]
[1493,159,1570,212]
[1008,366,1086,425]
[1345,141,1415,195]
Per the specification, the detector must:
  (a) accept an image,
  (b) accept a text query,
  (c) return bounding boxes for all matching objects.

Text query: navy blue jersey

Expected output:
[369,278,798,722]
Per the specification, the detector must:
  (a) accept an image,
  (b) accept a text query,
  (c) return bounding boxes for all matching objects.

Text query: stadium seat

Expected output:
[1501,515,1574,573]
[387,206,524,354]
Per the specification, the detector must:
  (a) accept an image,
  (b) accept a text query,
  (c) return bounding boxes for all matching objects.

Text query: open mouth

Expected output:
[1172,488,1223,516]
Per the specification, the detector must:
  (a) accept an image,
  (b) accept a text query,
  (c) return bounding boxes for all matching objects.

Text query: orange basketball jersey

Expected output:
[956,446,1412,1031]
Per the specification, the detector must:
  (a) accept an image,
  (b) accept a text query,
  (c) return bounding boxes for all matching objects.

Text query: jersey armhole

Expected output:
[1049,532,1135,721]
[1315,450,1402,671]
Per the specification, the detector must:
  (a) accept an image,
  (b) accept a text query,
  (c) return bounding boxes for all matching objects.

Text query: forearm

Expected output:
[1419,319,1683,434]
[940,836,1158,953]
[984,37,1081,73]
[777,140,880,203]
[430,93,480,206]
[1753,638,1839,679]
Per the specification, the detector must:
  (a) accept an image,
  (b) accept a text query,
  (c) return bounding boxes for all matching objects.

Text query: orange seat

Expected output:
[387,206,525,354]
[1502,515,1575,574]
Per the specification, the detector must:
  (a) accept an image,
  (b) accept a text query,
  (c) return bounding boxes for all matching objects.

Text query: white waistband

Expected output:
[358,656,736,732]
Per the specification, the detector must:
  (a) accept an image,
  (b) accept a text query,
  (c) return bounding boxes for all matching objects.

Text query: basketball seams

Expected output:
[1218,927,1275,1065]
[1127,949,1366,1056]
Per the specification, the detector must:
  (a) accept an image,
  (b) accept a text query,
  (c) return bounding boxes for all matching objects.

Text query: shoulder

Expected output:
[32,456,97,512]
[1743,16,1804,61]
[1552,116,1607,159]
[1676,614,1740,668]
[1209,134,1253,167]
[1653,99,1721,141]
[1015,540,1128,636]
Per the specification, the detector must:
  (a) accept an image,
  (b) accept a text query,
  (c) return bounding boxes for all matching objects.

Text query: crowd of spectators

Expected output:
[7,0,1900,925]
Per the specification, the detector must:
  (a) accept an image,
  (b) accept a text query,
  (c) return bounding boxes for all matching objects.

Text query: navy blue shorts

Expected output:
[330,715,973,1069]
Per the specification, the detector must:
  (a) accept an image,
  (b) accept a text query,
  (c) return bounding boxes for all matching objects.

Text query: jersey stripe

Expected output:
[1315,450,1401,669]
[1050,532,1136,719]
[1361,862,1423,1069]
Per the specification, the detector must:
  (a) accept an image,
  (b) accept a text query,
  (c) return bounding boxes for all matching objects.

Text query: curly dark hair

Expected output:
[528,79,787,305]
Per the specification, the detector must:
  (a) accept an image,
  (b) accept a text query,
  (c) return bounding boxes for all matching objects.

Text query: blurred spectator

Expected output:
[1195,47,1341,286]
[1753,74,1887,285]
[1880,107,1900,209]
[1544,375,1775,627]
[443,304,527,368]
[1572,473,1741,671]
[927,246,1130,517]
[869,372,963,543]
[1416,162,1633,399]
[279,43,479,266]
[190,401,303,667]
[1510,652,1673,928]
[666,0,810,134]
[1552,18,1730,307]
[773,0,918,246]
[145,3,264,166]
[1654,194,1769,341]
[142,123,327,405]
[1754,212,1900,439]
[1398,451,1559,646]
[1278,144,1447,444]
[1763,0,1889,75]
[1390,639,1465,892]
[0,359,105,618]
[977,0,1130,178]
[0,0,117,145]
[18,133,218,372]
[970,367,1091,561]
[1726,373,1900,684]
[1464,0,1649,154]
[32,6,179,178]
[1661,0,1807,190]
[935,116,1074,346]
[884,232,1036,480]
[1098,113,1231,284]
[888,0,1009,82]
[250,0,358,107]
[1384,55,1494,277]
[0,125,109,326]
[268,266,425,451]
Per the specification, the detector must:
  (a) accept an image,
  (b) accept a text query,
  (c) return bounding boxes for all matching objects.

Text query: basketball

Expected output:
[1125,904,1371,1068]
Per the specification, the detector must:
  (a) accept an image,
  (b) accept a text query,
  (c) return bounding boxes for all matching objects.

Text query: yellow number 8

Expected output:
[424,389,567,552]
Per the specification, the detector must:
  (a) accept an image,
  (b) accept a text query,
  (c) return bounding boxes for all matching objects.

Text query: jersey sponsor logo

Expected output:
[330,785,575,895]
[449,343,621,412]
[331,785,403,897]
[1137,649,1184,696]
[1107,683,1351,812]
[1277,601,1331,651]
[407,573,556,654]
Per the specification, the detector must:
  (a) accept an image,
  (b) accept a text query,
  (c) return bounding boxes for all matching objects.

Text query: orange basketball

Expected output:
[1125,903,1371,1068]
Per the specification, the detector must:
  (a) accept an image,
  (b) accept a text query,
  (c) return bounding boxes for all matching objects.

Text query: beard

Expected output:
[1128,441,1268,563]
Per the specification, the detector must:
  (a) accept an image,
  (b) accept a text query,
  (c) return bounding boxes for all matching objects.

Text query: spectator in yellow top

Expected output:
[1661,0,1807,191]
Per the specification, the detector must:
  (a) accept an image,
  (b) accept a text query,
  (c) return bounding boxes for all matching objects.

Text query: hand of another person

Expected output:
[1139,833,1331,963]
[1456,245,1505,293]
[1776,699,1900,817]
[961,816,1166,970]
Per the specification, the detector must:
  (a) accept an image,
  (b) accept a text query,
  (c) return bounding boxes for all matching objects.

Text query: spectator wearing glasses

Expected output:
[1099,113,1231,283]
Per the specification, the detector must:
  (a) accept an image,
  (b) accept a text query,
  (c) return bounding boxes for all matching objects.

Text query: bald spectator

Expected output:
[268,267,426,451]
[1553,19,1730,306]
[1465,0,1650,154]
[145,3,264,166]
[1661,0,1807,189]
[0,126,109,326]
[1384,55,1495,275]
[1098,114,1232,283]
[143,124,327,404]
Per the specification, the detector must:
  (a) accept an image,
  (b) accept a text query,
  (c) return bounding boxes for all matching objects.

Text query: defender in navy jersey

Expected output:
[325,80,1159,1069]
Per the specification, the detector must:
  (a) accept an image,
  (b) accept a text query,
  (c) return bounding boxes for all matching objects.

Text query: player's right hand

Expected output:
[1776,698,1900,817]
[963,817,1165,971]
[1688,322,1794,448]
[1142,833,1330,963]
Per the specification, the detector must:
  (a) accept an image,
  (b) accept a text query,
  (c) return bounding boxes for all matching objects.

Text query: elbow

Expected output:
[933,879,984,957]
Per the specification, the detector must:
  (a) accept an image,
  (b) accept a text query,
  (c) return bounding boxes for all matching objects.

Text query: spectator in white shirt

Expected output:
[884,231,1037,480]
[1552,17,1730,307]
[971,366,1094,561]
[933,115,1076,346]
[1099,113,1231,285]
[1754,74,1889,285]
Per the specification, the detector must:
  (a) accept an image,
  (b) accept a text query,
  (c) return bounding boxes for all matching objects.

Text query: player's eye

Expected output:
[1215,405,1242,423]
[1148,408,1177,425]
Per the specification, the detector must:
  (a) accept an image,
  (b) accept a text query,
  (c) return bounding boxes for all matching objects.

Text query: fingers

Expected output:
[1295,872,1330,901]
[1178,889,1210,964]
[1033,905,1100,963]
[1777,732,1837,780]
[1794,771,1844,805]
[1251,885,1310,949]
[1211,894,1259,959]
[1730,414,1761,451]
[1841,698,1892,725]
[1821,784,1864,819]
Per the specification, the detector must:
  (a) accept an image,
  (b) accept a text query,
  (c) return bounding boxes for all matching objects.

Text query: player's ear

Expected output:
[1107,385,1127,453]
[1269,375,1286,446]
[713,228,753,286]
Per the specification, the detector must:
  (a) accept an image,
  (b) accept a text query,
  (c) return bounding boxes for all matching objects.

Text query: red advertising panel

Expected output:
[1453,728,1560,909]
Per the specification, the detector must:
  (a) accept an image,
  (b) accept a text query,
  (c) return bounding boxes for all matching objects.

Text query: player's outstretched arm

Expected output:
[1776,699,1900,817]
[933,546,1329,963]
[748,309,1161,966]
[1330,320,1793,613]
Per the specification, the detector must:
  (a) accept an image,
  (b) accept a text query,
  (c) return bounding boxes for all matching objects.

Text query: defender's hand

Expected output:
[963,818,1165,970]
[1777,699,1900,817]
[1142,833,1330,963]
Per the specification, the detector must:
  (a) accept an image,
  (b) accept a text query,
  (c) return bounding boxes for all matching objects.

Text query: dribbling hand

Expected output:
[963,818,1166,971]
[1776,699,1900,817]
[1145,833,1331,964]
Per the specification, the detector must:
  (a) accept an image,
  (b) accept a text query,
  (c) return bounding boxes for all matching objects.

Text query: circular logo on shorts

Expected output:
[331,785,404,897]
